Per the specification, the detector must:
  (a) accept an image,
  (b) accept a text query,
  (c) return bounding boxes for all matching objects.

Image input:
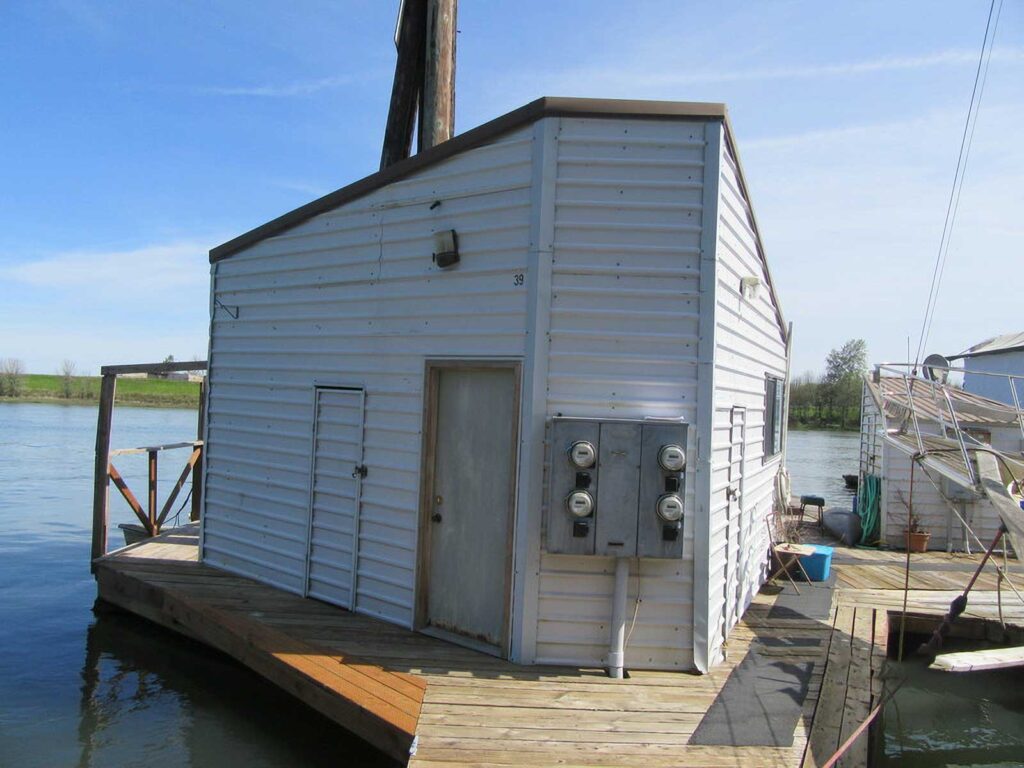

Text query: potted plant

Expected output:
[905,515,931,553]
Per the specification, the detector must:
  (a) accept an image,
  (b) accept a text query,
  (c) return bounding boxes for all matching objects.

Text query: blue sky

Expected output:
[1,0,1021,376]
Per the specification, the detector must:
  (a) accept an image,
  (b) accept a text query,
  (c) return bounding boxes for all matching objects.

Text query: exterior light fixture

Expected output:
[432,229,459,268]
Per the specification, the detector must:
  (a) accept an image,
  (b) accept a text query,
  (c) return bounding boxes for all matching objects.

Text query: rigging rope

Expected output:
[914,0,1003,368]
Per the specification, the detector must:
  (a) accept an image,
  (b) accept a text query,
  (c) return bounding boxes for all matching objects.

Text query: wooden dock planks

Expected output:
[98,524,1020,767]
[94,526,833,768]
[931,645,1024,672]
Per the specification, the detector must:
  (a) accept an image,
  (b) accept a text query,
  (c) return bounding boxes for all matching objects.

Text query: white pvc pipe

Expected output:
[607,557,629,679]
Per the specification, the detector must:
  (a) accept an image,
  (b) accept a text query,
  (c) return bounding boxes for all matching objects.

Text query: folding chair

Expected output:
[765,511,815,594]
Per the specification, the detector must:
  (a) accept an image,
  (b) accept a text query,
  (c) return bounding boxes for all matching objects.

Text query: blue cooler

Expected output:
[802,544,833,582]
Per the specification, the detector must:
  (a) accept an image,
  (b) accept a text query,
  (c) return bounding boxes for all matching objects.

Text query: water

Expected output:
[0,402,393,768]
[786,429,860,511]
[878,638,1024,767]
[1,410,1013,766]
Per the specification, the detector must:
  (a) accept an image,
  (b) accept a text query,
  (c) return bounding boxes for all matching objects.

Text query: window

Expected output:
[764,375,784,458]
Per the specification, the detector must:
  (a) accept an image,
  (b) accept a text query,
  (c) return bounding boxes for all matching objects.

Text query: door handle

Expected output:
[352,464,368,478]
[431,512,443,523]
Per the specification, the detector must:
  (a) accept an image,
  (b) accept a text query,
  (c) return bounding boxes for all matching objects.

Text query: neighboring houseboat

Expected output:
[949,331,1024,406]
[198,97,790,674]
[859,367,1024,551]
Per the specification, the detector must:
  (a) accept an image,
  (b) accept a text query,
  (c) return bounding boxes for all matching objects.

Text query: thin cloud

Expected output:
[519,47,1024,100]
[742,101,1021,153]
[4,241,211,294]
[199,72,376,98]
[649,47,1024,86]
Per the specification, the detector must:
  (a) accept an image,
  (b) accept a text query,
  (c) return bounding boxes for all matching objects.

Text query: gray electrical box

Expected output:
[546,418,688,558]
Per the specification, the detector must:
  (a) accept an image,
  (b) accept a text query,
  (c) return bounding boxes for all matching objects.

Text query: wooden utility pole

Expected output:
[380,0,456,169]
[421,0,457,151]
[380,0,428,170]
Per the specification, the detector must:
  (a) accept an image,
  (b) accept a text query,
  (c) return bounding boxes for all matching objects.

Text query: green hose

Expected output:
[857,474,881,547]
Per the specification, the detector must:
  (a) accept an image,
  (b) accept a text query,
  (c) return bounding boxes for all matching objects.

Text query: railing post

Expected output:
[147,449,158,535]
[192,377,206,522]
[91,374,117,567]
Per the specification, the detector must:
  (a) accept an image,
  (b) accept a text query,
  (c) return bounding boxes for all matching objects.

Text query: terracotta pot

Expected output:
[904,530,931,553]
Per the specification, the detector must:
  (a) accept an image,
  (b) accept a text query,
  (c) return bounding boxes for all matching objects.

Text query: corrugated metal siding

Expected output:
[534,117,708,670]
[882,439,1013,552]
[964,351,1024,405]
[860,383,883,477]
[202,127,535,627]
[706,136,787,663]
[305,387,364,609]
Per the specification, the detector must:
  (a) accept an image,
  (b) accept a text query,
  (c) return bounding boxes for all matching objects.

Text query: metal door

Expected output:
[420,363,519,653]
[304,387,366,609]
[724,407,746,633]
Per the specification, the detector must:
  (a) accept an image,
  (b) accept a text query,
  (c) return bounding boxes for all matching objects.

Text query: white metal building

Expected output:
[949,332,1024,406]
[199,98,789,673]
[859,375,1023,551]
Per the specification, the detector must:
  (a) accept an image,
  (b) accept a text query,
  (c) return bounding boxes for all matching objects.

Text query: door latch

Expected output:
[352,464,368,478]
[431,512,443,523]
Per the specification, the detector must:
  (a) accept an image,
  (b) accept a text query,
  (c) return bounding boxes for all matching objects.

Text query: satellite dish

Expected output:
[923,353,951,383]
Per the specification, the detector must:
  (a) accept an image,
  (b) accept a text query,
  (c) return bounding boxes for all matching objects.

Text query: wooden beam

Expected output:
[192,378,206,522]
[158,448,202,528]
[421,0,456,150]
[380,0,427,169]
[932,645,1024,672]
[110,441,201,456]
[100,361,207,375]
[148,449,158,534]
[109,463,151,531]
[91,374,117,566]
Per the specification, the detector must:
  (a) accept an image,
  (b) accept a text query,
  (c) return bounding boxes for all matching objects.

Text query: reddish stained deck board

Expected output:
[94,525,833,767]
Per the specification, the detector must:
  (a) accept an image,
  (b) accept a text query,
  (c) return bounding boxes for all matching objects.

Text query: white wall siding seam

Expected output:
[514,117,559,664]
[693,120,723,674]
[198,261,217,563]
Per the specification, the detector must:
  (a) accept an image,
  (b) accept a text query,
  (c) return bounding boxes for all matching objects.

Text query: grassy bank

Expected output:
[788,405,859,432]
[2,374,200,408]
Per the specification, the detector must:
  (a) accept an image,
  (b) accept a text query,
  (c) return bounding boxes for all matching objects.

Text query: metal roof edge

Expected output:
[718,122,789,344]
[209,97,729,263]
[948,344,1024,361]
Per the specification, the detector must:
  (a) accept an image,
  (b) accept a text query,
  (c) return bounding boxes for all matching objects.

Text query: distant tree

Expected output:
[823,339,868,384]
[59,359,76,398]
[822,339,867,429]
[163,354,175,364]
[788,371,819,413]
[1,358,25,397]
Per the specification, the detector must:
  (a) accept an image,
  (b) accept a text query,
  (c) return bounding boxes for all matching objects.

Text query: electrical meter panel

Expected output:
[546,418,688,558]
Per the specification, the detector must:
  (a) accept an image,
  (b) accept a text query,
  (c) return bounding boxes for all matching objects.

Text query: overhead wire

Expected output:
[914,0,1003,369]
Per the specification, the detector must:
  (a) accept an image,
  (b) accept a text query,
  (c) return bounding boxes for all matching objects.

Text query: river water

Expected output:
[0,405,1016,766]
[0,402,393,768]
[786,428,860,511]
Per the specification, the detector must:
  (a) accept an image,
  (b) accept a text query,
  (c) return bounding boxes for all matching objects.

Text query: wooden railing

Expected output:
[108,440,204,537]
[91,361,207,566]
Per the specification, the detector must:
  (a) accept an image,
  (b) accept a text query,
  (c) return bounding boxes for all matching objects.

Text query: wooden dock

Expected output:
[800,539,1023,767]
[94,525,1022,767]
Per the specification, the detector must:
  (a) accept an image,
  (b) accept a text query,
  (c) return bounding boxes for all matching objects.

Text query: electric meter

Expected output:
[657,444,686,472]
[568,440,597,469]
[656,493,684,522]
[566,490,595,518]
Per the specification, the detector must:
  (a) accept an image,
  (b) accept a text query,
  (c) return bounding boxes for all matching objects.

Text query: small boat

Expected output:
[118,523,151,546]
[843,474,858,490]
